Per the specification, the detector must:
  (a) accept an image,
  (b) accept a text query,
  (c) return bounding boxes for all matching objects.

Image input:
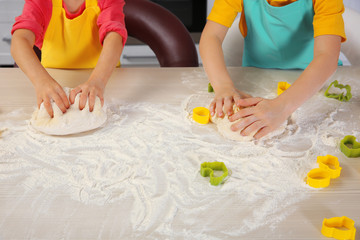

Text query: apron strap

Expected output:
[86,0,98,8]
[52,0,63,7]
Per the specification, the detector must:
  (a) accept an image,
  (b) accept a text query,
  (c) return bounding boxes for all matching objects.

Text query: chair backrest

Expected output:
[124,0,199,67]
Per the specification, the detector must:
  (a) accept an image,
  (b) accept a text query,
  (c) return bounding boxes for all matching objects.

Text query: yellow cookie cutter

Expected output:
[277,82,291,95]
[322,216,356,240]
[192,107,210,124]
[306,168,331,188]
[317,155,342,179]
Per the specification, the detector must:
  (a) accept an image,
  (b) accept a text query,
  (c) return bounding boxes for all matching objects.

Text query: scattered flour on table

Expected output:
[1,74,359,238]
[30,87,107,135]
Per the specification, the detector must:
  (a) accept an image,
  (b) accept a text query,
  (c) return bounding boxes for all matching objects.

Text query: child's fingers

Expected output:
[52,93,67,113]
[240,120,264,136]
[237,97,263,107]
[231,115,257,132]
[58,89,70,109]
[88,91,96,112]
[98,93,104,107]
[37,96,43,109]
[69,87,82,105]
[209,101,216,116]
[223,96,234,116]
[229,106,255,122]
[234,94,242,107]
[43,97,54,118]
[253,126,271,140]
[79,91,89,110]
[216,98,224,118]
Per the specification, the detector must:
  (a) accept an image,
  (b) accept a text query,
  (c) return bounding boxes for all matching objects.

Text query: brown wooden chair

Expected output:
[124,0,199,67]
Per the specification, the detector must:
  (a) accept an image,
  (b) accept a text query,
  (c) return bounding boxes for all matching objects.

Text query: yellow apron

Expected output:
[41,0,102,69]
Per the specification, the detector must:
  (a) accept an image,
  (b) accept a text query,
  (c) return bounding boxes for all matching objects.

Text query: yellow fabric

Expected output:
[207,0,346,42]
[41,0,103,69]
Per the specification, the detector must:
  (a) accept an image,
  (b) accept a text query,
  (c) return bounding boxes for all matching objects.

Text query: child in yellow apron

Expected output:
[11,0,126,117]
[200,0,346,139]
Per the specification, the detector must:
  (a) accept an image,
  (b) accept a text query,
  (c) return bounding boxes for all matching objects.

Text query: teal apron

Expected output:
[242,0,342,69]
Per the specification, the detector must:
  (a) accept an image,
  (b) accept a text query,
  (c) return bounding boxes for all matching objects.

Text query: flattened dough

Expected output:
[30,87,107,135]
[211,105,286,141]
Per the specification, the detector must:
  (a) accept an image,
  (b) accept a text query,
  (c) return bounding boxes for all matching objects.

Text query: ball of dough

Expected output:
[211,105,286,141]
[30,87,107,135]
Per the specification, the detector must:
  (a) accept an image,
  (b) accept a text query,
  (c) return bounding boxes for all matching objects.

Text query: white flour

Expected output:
[0,71,359,238]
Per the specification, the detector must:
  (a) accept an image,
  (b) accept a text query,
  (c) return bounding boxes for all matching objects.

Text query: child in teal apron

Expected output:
[200,0,346,139]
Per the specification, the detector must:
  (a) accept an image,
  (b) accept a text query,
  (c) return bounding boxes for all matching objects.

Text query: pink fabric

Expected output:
[11,0,127,49]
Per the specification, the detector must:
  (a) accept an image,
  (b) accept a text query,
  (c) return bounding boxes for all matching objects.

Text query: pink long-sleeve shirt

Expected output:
[11,0,128,49]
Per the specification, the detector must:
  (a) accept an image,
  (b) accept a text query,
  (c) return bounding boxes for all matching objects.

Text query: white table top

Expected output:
[0,67,359,239]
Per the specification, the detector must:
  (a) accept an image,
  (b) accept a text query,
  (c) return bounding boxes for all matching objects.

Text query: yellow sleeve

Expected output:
[313,0,346,42]
[207,0,242,28]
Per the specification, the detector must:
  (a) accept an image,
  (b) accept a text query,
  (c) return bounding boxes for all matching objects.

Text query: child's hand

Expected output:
[229,97,289,139]
[69,79,105,112]
[209,86,251,118]
[35,79,70,118]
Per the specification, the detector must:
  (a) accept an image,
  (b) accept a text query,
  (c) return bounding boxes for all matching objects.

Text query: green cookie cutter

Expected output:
[200,162,228,186]
[340,135,360,158]
[324,80,352,102]
[208,83,214,92]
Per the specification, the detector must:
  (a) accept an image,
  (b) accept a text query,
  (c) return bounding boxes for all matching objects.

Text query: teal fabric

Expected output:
[242,0,342,69]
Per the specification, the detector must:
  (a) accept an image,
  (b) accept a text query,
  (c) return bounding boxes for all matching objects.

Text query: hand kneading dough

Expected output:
[30,87,107,135]
[210,105,286,141]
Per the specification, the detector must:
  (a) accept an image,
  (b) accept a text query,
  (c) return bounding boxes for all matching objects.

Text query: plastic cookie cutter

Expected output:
[200,162,228,186]
[317,155,342,179]
[277,81,291,95]
[324,80,352,102]
[321,216,356,240]
[306,168,331,188]
[340,135,360,158]
[208,83,214,92]
[192,107,210,124]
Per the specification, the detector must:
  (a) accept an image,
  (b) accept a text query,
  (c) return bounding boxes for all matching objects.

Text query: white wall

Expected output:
[344,0,360,12]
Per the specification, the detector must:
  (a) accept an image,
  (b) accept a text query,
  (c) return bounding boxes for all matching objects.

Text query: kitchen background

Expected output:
[0,0,359,67]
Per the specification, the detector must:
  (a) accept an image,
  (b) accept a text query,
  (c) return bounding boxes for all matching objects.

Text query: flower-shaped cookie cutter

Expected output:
[317,155,342,179]
[324,80,352,102]
[277,81,291,95]
[340,135,360,158]
[306,168,331,188]
[200,162,228,186]
[321,216,356,240]
[192,107,210,124]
